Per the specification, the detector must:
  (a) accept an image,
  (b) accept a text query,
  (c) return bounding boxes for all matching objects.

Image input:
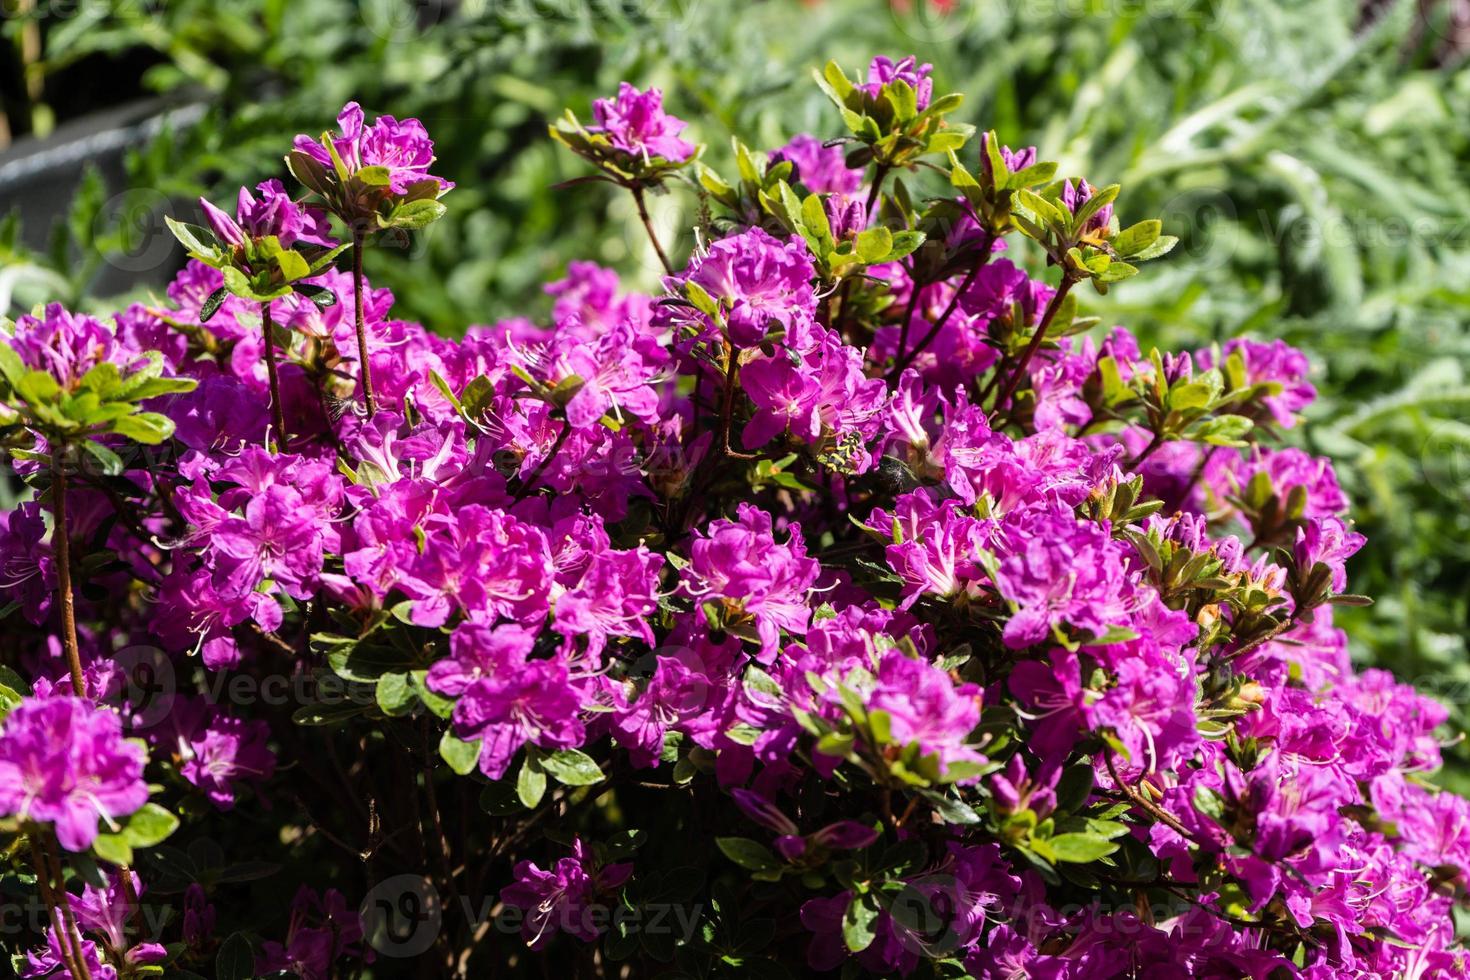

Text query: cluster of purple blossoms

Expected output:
[294,101,454,193]
[199,178,334,250]
[589,82,695,163]
[0,698,148,851]
[0,64,1466,980]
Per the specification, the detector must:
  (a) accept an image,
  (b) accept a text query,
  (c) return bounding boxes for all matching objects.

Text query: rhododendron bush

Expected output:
[0,55,1466,979]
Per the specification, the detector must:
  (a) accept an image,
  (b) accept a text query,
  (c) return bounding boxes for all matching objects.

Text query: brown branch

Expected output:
[631,185,674,276]
[351,232,376,417]
[49,445,85,697]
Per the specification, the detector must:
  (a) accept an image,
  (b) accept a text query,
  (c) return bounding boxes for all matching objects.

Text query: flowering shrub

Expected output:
[0,56,1466,979]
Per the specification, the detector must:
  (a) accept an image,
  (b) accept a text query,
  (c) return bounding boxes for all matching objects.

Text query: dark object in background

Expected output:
[0,97,200,297]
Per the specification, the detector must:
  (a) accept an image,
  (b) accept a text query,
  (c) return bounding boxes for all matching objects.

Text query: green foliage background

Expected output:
[4,0,1470,784]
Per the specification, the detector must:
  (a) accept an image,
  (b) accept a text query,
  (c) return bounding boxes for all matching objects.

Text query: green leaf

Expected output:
[439,731,482,776]
[716,837,781,872]
[274,248,311,282]
[121,802,179,848]
[1111,219,1161,257]
[80,439,125,476]
[164,217,219,257]
[1016,189,1065,227]
[375,672,415,716]
[0,342,24,386]
[305,242,352,275]
[539,748,605,786]
[110,412,176,445]
[216,932,254,980]
[885,230,925,263]
[16,370,60,405]
[1131,235,1179,261]
[388,199,447,230]
[855,226,893,264]
[926,130,969,154]
[1046,833,1120,863]
[516,755,547,808]
[92,832,132,866]
[842,891,880,952]
[684,280,721,318]
[356,165,393,187]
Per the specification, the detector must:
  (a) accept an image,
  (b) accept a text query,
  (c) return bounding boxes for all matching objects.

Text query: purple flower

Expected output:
[394,505,553,628]
[548,323,662,429]
[610,652,722,768]
[874,494,989,607]
[978,133,1038,183]
[1294,515,1366,593]
[0,502,54,625]
[500,838,633,948]
[176,712,276,810]
[1061,178,1114,235]
[427,621,537,699]
[681,504,820,659]
[590,83,694,163]
[183,884,216,950]
[257,886,366,979]
[553,543,663,663]
[1197,337,1316,427]
[865,648,985,781]
[7,303,142,390]
[770,134,864,195]
[294,101,454,194]
[451,658,585,780]
[860,55,934,110]
[741,330,887,465]
[993,504,1140,648]
[199,179,334,249]
[670,227,818,349]
[21,933,110,980]
[0,697,148,851]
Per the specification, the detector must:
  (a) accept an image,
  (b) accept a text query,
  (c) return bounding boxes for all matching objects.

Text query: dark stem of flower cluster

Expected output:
[989,274,1079,418]
[49,445,85,698]
[261,302,286,445]
[889,231,998,381]
[1101,749,1201,846]
[119,865,144,945]
[631,185,674,277]
[719,343,754,460]
[515,422,571,502]
[31,834,92,980]
[352,231,376,417]
[865,163,891,216]
[1127,431,1168,471]
[891,276,924,377]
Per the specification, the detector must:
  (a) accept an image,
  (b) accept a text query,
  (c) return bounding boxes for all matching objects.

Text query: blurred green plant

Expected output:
[4,0,1470,784]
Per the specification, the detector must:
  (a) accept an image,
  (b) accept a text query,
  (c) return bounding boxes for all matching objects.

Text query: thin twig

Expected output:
[889,232,997,380]
[261,301,286,445]
[50,445,85,697]
[351,232,376,417]
[989,274,1079,417]
[514,422,570,501]
[630,185,674,276]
